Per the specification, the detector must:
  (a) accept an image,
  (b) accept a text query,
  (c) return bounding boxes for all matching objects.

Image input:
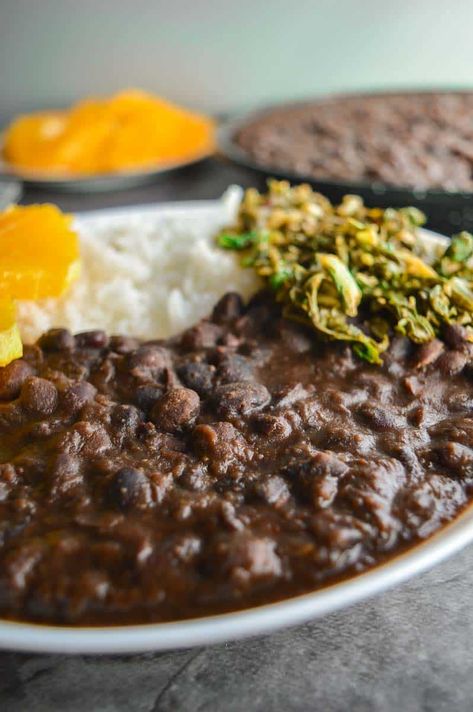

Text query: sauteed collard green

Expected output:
[218,180,473,363]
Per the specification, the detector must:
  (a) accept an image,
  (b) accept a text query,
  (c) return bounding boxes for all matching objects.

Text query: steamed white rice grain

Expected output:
[17,187,260,343]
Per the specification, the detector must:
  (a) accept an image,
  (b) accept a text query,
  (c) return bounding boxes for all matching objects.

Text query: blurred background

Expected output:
[2,0,473,118]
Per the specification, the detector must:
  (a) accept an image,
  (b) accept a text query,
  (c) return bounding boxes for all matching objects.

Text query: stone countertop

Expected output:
[1,158,472,711]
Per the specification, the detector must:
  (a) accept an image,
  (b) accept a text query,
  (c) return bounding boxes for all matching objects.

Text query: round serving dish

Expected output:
[218,91,473,236]
[0,197,468,654]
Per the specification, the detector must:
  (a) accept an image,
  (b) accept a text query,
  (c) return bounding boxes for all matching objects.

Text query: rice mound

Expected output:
[17,188,259,343]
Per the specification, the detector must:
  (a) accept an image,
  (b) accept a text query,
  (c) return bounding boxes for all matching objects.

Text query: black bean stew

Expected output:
[0,292,472,625]
[235,92,473,191]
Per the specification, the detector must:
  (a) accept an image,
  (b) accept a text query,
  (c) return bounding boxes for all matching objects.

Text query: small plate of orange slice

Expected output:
[0,90,216,192]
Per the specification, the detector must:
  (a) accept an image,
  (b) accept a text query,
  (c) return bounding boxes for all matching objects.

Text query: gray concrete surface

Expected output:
[1,159,472,711]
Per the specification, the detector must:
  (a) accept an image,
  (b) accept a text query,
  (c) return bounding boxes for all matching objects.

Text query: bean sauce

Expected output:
[0,292,472,625]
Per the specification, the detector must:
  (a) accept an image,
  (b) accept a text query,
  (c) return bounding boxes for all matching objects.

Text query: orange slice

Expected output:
[3,89,215,175]
[0,298,22,367]
[0,203,80,367]
[0,204,81,300]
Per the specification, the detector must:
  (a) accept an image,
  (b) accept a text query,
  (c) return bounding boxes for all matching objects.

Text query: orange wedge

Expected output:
[0,204,81,300]
[0,298,22,367]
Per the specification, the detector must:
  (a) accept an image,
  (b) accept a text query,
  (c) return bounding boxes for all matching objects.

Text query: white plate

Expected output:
[0,179,21,209]
[0,202,466,654]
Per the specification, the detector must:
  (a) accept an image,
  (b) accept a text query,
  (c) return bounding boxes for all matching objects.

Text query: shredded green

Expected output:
[217,180,473,364]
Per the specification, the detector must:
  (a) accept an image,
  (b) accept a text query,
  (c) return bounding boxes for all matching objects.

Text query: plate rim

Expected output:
[0,137,215,191]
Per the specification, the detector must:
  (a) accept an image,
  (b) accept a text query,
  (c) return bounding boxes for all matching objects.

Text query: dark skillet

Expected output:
[218,90,473,235]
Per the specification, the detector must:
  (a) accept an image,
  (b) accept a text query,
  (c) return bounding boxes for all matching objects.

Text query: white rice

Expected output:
[17,187,260,343]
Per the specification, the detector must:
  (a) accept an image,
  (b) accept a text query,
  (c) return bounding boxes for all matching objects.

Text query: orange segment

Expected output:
[0,299,22,367]
[2,111,68,173]
[3,89,215,175]
[104,90,215,170]
[0,204,81,300]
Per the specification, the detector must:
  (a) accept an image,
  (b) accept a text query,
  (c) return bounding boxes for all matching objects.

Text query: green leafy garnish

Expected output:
[269,265,293,290]
[436,231,473,277]
[217,231,258,250]
[217,180,473,363]
[317,253,361,317]
[445,231,473,263]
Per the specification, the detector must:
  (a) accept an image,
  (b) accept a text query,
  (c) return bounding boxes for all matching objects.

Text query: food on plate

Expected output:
[3,89,215,175]
[0,204,80,300]
[218,180,473,363]
[235,92,473,191]
[16,188,258,344]
[0,299,22,367]
[0,204,81,365]
[2,185,473,627]
[1,290,473,625]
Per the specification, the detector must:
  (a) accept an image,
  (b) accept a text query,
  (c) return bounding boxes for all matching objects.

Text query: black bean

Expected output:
[134,384,163,411]
[0,402,24,431]
[61,381,97,414]
[437,350,468,376]
[127,345,170,380]
[75,330,109,349]
[442,324,468,350]
[181,322,223,350]
[38,328,75,352]
[0,360,35,401]
[211,292,244,323]
[109,335,139,354]
[216,354,253,384]
[111,404,141,436]
[251,413,292,440]
[213,381,270,418]
[412,339,444,369]
[177,362,215,395]
[151,388,200,432]
[20,378,58,417]
[108,467,153,510]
